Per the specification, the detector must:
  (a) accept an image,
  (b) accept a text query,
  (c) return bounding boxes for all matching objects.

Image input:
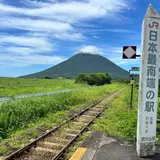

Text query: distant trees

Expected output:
[75,73,111,86]
[118,79,130,84]
[45,77,52,79]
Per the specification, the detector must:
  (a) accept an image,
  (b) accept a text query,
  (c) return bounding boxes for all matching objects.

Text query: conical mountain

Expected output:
[22,53,129,79]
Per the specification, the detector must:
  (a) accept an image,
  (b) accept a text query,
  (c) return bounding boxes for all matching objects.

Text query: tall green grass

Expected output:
[93,86,138,140]
[0,83,123,140]
[0,78,87,97]
[93,87,160,141]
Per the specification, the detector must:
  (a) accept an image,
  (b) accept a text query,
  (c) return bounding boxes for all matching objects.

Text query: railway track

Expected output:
[4,89,124,160]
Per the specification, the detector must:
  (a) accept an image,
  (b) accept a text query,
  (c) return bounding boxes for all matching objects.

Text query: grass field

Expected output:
[0,77,87,97]
[0,83,124,156]
[93,86,160,143]
[93,86,138,140]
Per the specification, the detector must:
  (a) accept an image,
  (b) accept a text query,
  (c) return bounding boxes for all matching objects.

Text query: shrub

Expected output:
[45,77,52,79]
[75,73,112,86]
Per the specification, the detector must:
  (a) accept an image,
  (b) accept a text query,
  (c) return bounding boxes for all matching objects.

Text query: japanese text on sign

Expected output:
[141,20,159,142]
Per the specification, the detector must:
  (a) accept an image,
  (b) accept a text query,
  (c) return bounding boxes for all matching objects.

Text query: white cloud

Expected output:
[0,34,59,67]
[0,0,131,42]
[0,33,66,67]
[0,46,52,56]
[0,35,52,49]
[108,56,140,66]
[78,45,104,55]
[0,53,66,67]
[21,0,58,7]
[0,0,133,70]
[0,16,72,33]
[104,29,134,33]
[92,35,99,39]
[54,32,85,41]
[86,28,134,34]
[0,0,131,22]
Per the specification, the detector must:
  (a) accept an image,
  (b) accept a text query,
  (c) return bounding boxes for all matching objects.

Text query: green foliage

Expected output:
[75,73,111,86]
[0,111,69,156]
[93,87,138,140]
[158,81,160,96]
[0,83,123,140]
[44,77,52,79]
[0,78,87,97]
[118,79,130,84]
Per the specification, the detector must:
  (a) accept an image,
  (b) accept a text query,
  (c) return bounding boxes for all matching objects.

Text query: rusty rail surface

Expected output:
[4,90,123,160]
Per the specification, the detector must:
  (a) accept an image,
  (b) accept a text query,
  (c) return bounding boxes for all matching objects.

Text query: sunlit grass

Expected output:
[0,83,124,157]
[92,86,138,141]
[0,77,87,97]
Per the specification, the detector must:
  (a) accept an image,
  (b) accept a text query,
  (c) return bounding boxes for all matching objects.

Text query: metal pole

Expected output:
[130,77,134,110]
[129,70,131,77]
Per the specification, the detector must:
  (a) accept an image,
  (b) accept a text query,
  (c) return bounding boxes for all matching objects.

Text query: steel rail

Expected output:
[52,90,122,160]
[4,100,101,160]
[4,89,123,160]
[52,102,107,160]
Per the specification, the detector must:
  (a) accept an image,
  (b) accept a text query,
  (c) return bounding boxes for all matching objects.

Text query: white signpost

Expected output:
[137,4,160,157]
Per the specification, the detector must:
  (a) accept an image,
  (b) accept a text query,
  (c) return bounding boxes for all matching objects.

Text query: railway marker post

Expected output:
[137,4,160,157]
[130,77,134,110]
[129,67,139,110]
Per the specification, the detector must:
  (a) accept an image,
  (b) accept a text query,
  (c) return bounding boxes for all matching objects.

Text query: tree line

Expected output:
[75,73,111,85]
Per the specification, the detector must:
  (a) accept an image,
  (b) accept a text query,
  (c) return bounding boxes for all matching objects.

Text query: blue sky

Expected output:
[0,0,159,77]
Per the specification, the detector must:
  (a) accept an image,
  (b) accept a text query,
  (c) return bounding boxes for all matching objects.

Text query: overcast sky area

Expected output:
[0,0,159,77]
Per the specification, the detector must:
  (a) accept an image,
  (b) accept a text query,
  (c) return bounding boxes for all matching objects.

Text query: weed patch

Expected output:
[92,87,138,141]
[0,78,87,97]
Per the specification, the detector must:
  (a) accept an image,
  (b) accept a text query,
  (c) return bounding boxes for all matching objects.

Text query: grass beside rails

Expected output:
[0,77,87,97]
[92,86,138,141]
[0,111,68,157]
[0,83,125,156]
[0,107,84,157]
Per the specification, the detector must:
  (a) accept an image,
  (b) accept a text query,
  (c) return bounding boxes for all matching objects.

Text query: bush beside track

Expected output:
[75,73,112,86]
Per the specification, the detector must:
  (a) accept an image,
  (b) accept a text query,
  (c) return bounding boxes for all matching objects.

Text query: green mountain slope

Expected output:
[21,53,129,79]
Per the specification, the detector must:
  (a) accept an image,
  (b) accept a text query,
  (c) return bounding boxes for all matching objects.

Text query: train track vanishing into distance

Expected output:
[4,89,124,160]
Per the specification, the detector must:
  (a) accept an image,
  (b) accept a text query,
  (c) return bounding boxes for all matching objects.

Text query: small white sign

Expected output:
[131,67,140,71]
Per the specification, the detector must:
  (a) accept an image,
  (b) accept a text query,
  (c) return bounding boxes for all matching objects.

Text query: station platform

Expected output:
[69,131,160,160]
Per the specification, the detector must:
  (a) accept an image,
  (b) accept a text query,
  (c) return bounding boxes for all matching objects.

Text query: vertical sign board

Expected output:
[137,5,160,157]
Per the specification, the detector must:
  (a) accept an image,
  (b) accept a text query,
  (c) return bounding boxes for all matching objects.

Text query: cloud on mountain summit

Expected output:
[77,45,104,55]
